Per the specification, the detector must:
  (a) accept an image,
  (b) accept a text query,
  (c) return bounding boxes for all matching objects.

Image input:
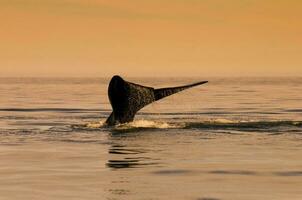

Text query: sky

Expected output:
[0,0,301,77]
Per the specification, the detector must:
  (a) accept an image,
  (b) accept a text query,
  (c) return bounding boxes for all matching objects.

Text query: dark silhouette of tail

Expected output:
[154,81,208,101]
[105,75,208,126]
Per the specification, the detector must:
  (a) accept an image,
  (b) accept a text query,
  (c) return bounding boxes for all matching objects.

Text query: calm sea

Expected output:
[0,77,301,200]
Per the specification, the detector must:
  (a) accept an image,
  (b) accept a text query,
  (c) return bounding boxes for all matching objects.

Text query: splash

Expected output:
[86,121,106,128]
[81,119,302,133]
[116,120,181,130]
[85,119,180,130]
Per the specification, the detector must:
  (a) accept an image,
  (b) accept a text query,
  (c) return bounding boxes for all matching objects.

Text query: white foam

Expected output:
[86,121,106,128]
[116,120,180,129]
[85,119,180,130]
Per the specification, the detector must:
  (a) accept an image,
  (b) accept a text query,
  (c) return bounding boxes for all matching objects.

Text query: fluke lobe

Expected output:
[105,75,208,126]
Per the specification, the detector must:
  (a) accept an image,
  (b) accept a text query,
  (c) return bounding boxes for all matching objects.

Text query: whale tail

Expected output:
[105,76,208,126]
[154,81,208,101]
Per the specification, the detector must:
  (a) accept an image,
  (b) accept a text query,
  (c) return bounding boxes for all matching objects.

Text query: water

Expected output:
[0,77,301,200]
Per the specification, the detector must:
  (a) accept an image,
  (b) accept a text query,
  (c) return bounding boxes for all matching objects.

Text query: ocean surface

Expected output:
[0,77,301,200]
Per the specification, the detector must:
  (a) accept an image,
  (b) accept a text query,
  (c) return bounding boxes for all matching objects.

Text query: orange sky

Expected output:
[0,0,301,77]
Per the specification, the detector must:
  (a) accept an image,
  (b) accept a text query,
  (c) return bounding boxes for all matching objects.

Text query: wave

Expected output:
[2,115,301,134]
[80,119,302,133]
[183,120,302,132]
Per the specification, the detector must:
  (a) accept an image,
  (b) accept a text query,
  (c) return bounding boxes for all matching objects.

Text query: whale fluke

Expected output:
[105,75,208,126]
[154,81,208,101]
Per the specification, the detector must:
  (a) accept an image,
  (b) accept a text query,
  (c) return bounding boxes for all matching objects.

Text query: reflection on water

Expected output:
[106,133,162,169]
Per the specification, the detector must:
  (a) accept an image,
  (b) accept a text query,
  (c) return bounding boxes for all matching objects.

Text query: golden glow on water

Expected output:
[0,77,301,199]
[0,131,302,200]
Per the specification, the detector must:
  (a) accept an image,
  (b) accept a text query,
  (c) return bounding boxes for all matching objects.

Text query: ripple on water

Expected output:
[106,144,162,169]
